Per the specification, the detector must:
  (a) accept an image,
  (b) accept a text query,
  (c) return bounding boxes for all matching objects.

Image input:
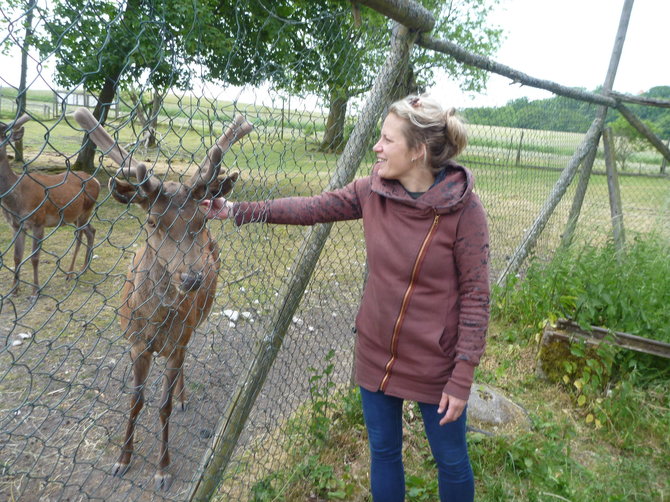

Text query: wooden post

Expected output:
[515,130,524,167]
[560,132,601,249]
[187,23,419,502]
[603,127,625,255]
[497,0,635,287]
[496,116,604,288]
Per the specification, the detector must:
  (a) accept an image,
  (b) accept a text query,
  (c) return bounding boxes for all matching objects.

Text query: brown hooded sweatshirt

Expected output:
[232,161,490,404]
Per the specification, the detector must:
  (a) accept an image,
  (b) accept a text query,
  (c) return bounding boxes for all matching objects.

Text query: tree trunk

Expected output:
[15,1,36,163]
[319,91,348,153]
[389,64,419,103]
[73,76,120,173]
[72,0,139,173]
[145,90,162,148]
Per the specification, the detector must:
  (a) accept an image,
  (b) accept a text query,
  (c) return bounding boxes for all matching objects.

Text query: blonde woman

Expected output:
[204,95,489,502]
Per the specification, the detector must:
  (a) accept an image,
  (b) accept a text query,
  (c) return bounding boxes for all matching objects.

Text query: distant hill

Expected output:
[463,86,670,138]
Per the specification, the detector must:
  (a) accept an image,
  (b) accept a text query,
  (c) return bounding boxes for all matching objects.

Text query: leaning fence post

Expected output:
[187,22,418,502]
[496,115,604,289]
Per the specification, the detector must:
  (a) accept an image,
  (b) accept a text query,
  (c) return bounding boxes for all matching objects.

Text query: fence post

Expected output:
[498,0,634,286]
[187,22,418,502]
[603,127,625,255]
[515,130,524,167]
[496,115,604,288]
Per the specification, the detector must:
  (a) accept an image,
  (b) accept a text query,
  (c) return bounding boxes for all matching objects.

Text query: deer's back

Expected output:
[13,171,100,227]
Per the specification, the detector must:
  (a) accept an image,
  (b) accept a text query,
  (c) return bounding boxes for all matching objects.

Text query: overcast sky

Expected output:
[1,0,668,110]
[431,0,670,108]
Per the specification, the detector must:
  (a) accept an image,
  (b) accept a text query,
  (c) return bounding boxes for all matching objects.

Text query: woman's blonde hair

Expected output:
[388,94,468,174]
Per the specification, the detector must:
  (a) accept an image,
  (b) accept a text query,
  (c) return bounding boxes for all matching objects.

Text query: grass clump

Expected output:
[493,234,670,344]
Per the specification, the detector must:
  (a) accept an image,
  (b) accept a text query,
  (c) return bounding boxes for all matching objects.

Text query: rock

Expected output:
[467,383,531,434]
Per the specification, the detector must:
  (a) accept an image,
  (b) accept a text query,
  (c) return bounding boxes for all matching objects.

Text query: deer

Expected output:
[73,107,252,491]
[0,114,100,299]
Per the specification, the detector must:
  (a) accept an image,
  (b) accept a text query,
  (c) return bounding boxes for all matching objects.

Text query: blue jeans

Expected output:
[360,387,474,502]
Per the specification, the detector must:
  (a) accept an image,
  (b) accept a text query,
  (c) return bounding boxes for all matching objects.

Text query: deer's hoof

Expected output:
[112,462,130,477]
[154,471,173,491]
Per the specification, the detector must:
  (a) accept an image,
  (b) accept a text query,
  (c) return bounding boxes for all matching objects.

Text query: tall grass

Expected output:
[492,235,670,345]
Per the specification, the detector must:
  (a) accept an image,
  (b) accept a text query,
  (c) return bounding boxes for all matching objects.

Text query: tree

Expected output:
[0,0,38,162]
[609,115,659,171]
[34,0,303,172]
[271,0,503,153]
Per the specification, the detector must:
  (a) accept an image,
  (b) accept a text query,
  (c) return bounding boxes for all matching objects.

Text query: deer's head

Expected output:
[0,114,31,154]
[74,108,252,297]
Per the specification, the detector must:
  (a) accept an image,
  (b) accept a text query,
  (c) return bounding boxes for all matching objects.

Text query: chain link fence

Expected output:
[1,1,668,501]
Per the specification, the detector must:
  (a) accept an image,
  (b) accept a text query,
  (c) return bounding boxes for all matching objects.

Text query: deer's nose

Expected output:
[179,271,204,293]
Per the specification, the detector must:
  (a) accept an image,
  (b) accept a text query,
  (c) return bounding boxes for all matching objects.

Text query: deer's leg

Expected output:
[10,226,25,295]
[112,346,152,478]
[82,223,96,270]
[154,352,184,491]
[174,367,187,411]
[66,228,83,278]
[29,226,44,299]
[67,222,96,277]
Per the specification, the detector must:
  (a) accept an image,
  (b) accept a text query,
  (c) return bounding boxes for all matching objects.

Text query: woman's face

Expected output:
[372,113,423,185]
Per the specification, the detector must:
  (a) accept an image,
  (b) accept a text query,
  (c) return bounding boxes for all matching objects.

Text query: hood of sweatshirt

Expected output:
[369,159,474,215]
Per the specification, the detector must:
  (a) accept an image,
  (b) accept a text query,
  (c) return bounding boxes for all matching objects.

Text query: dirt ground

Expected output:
[0,281,358,501]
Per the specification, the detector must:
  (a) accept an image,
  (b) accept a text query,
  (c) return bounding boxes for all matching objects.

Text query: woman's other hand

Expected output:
[438,393,466,425]
[201,197,233,219]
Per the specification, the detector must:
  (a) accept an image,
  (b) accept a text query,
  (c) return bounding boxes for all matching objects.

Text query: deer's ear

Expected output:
[190,172,239,201]
[108,178,148,205]
[12,126,25,143]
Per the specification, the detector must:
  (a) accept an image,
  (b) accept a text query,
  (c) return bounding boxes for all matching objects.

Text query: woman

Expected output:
[204,95,490,502]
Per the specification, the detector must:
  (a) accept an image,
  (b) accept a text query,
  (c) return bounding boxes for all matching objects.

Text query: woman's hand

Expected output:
[201,197,233,220]
[438,393,466,425]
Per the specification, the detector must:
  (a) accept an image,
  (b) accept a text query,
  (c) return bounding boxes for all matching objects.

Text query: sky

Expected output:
[1,0,668,110]
[431,0,670,108]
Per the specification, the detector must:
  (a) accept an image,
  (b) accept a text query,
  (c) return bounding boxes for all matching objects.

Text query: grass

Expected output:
[235,322,669,501]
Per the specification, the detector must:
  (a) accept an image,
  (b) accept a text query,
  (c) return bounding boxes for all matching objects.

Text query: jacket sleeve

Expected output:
[231,178,367,226]
[444,193,490,401]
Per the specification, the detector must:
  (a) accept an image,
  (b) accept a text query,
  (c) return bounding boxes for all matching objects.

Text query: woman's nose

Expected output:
[372,142,382,152]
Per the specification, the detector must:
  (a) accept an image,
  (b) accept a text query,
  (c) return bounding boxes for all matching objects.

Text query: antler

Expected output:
[73,108,159,193]
[0,114,31,139]
[188,114,253,190]
[12,114,32,129]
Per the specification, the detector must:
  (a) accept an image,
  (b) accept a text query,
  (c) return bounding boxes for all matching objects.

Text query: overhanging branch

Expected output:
[416,33,616,108]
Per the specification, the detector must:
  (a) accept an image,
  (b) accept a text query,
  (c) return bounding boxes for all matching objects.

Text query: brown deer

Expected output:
[0,114,100,298]
[73,107,252,490]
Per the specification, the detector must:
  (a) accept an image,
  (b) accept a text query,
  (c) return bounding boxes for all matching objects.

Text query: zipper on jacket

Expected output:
[379,212,440,392]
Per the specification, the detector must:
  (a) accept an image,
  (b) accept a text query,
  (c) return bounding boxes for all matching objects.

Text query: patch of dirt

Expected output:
[0,283,358,501]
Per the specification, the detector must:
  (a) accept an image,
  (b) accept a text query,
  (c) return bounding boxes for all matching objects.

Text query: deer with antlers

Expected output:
[0,114,100,298]
[74,107,252,490]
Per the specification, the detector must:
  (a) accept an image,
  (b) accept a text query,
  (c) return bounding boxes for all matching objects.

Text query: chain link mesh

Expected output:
[1,1,668,501]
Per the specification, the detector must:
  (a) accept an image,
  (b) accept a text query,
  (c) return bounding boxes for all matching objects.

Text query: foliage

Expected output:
[609,114,660,170]
[464,86,670,138]
[414,0,503,94]
[246,352,364,501]
[493,234,670,430]
[492,235,670,345]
